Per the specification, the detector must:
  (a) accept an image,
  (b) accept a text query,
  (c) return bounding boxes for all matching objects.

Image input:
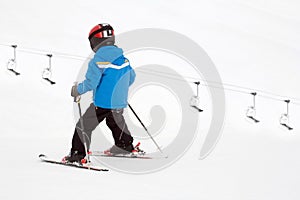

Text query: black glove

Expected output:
[71,83,80,98]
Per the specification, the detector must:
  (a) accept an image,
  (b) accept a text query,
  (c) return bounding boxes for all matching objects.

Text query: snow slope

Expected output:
[0,0,300,199]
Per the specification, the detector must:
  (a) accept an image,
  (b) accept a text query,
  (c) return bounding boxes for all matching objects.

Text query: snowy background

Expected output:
[0,0,300,199]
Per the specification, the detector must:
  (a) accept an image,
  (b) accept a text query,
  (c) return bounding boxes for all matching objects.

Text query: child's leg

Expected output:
[106,109,133,149]
[71,104,109,154]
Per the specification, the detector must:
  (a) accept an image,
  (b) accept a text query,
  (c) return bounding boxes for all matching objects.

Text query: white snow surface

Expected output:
[0,0,300,199]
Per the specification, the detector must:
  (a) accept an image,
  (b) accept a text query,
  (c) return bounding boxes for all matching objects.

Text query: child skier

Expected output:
[64,23,137,163]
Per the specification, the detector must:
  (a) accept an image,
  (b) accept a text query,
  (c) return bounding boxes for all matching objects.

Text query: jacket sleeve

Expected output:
[129,67,136,86]
[77,60,103,95]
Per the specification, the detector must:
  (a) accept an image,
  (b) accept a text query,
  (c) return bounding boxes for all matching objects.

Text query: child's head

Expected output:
[89,23,115,52]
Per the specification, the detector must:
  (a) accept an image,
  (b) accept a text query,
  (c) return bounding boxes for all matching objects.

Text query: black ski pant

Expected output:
[71,103,133,155]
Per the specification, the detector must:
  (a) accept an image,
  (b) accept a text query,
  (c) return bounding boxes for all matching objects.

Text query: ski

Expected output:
[89,151,154,159]
[39,154,109,172]
[88,142,155,159]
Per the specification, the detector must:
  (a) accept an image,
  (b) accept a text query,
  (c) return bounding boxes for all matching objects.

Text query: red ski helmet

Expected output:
[88,23,115,52]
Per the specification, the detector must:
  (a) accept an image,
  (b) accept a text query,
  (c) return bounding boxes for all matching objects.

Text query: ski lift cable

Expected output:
[1,42,300,106]
[0,43,88,61]
[18,49,46,56]
[0,43,12,47]
[137,69,300,106]
[137,69,249,94]
[19,46,88,61]
[137,68,300,103]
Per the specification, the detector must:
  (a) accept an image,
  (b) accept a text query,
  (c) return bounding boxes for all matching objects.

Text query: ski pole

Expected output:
[128,103,165,156]
[74,95,90,163]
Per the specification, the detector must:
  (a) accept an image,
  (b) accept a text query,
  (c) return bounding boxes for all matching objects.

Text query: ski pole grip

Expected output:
[72,82,80,102]
[74,96,81,103]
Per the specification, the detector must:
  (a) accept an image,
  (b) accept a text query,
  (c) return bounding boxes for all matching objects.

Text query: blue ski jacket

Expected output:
[77,45,135,109]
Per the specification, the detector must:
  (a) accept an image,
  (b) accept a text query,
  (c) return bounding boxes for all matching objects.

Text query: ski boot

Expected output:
[104,142,146,156]
[62,151,86,165]
[104,144,134,156]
